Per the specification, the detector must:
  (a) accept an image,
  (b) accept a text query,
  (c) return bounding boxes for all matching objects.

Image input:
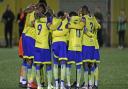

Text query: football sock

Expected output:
[36,65,41,86]
[53,64,58,87]
[20,60,27,83]
[94,64,99,86]
[89,64,95,86]
[40,65,45,83]
[27,62,32,83]
[66,64,71,86]
[76,65,81,87]
[61,61,66,87]
[84,65,89,86]
[46,65,52,86]
[30,64,36,82]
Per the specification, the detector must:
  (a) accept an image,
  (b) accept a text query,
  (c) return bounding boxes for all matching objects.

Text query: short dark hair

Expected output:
[82,5,89,13]
[38,3,46,13]
[69,11,78,17]
[57,11,64,18]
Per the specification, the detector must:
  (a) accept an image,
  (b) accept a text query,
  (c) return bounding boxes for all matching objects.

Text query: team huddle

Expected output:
[18,1,101,89]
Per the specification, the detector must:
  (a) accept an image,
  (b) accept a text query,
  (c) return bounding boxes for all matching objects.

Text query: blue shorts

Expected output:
[52,42,67,61]
[22,33,29,58]
[94,49,100,63]
[22,33,35,59]
[34,47,51,64]
[82,46,95,62]
[67,50,82,65]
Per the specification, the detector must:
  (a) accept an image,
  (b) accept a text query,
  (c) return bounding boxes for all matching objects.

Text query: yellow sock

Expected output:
[30,65,36,82]
[94,66,99,86]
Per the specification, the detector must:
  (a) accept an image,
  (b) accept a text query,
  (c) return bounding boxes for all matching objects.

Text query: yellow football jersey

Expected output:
[35,17,50,49]
[51,17,69,43]
[22,13,31,34]
[25,11,36,38]
[82,15,95,46]
[93,17,101,49]
[68,16,84,51]
[26,27,36,39]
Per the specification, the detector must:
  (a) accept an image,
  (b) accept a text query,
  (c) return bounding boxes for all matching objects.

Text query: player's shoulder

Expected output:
[70,16,81,23]
[40,17,47,23]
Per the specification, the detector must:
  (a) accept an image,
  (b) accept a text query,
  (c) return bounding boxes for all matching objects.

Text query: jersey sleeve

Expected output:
[94,17,101,30]
[48,18,62,30]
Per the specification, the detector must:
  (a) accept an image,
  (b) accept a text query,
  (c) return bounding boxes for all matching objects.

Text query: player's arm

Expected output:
[84,26,94,38]
[67,22,85,29]
[47,18,62,30]
[52,29,68,37]
[94,17,101,30]
[67,17,85,29]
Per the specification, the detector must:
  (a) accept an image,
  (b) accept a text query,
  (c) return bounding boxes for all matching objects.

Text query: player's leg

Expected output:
[21,33,28,87]
[59,42,67,89]
[53,57,59,89]
[88,62,95,89]
[40,65,46,87]
[60,60,66,89]
[52,42,60,89]
[34,48,44,89]
[82,46,90,89]
[93,49,100,89]
[67,51,76,88]
[27,36,37,89]
[20,60,27,87]
[76,52,82,88]
[76,64,81,88]
[35,64,43,89]
[93,63,99,89]
[88,46,95,89]
[66,64,71,88]
[82,62,89,89]
[46,64,53,89]
[27,59,34,89]
[29,62,37,88]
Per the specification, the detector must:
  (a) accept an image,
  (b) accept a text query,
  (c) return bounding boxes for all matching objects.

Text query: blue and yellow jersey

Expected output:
[93,16,101,49]
[82,15,96,46]
[35,17,50,49]
[50,17,69,43]
[68,16,84,51]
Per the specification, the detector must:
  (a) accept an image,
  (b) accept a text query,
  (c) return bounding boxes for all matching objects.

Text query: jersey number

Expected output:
[57,22,63,31]
[38,24,42,35]
[90,22,93,32]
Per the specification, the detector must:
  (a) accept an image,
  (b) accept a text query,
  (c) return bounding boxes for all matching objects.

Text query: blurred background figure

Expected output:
[2,5,15,48]
[17,8,26,38]
[117,9,127,49]
[94,7,104,47]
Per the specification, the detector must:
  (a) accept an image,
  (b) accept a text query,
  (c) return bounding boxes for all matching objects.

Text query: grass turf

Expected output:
[0,47,128,89]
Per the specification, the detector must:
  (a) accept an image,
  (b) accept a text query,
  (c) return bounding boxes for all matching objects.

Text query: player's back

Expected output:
[68,16,83,51]
[52,17,68,43]
[35,17,50,49]
[82,14,95,46]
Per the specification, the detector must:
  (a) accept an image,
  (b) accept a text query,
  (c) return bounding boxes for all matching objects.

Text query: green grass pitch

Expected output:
[0,47,128,89]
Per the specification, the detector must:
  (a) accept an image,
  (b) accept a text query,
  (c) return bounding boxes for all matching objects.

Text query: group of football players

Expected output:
[18,1,101,89]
